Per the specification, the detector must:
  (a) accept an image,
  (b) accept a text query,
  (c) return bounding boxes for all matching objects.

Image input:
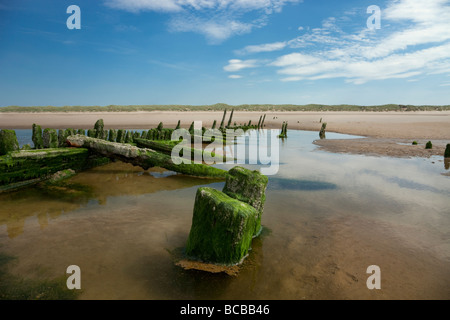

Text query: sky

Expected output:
[0,0,449,107]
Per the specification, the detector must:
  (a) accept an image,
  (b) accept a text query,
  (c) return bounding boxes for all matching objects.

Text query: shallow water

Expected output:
[0,130,449,299]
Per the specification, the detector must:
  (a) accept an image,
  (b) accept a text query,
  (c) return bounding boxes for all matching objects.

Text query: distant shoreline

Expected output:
[1,103,450,113]
[1,110,449,159]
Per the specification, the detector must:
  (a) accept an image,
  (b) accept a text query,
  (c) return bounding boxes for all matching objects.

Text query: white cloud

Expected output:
[228,74,243,79]
[106,0,301,13]
[105,0,302,42]
[224,59,259,72]
[105,0,182,12]
[235,0,450,84]
[169,16,255,43]
[235,41,287,55]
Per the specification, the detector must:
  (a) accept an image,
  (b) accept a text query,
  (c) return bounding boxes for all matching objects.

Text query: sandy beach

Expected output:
[1,111,449,158]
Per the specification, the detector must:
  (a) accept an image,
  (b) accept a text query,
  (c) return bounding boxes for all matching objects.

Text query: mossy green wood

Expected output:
[58,130,66,148]
[116,129,125,143]
[43,129,58,148]
[0,148,110,186]
[108,129,117,142]
[66,135,228,179]
[87,129,95,138]
[222,166,268,236]
[94,119,104,139]
[0,130,19,155]
[32,124,44,149]
[134,138,226,163]
[319,123,327,139]
[185,187,258,265]
[425,141,433,149]
[445,144,450,158]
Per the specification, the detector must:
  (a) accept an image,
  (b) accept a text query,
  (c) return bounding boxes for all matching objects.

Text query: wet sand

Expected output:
[1,111,449,158]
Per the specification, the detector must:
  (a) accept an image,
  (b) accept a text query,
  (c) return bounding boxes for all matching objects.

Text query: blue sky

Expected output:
[0,0,449,107]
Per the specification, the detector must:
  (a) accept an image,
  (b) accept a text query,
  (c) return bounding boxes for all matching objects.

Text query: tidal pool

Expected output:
[0,130,449,299]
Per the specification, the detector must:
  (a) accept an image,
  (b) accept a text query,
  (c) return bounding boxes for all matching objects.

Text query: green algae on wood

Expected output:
[445,144,450,158]
[87,129,95,138]
[108,129,117,142]
[42,129,58,149]
[185,187,258,265]
[278,122,288,139]
[223,166,268,236]
[66,135,228,179]
[94,119,104,139]
[0,148,109,186]
[319,122,327,139]
[0,130,19,155]
[32,124,44,149]
[425,141,433,149]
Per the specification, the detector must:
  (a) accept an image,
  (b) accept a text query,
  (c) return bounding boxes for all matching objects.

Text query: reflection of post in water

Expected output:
[0,182,92,239]
[445,144,450,170]
[238,227,270,292]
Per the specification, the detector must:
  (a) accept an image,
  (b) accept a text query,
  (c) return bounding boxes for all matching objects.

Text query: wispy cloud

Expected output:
[228,74,243,79]
[104,0,302,43]
[228,0,450,84]
[223,59,260,72]
[235,41,287,55]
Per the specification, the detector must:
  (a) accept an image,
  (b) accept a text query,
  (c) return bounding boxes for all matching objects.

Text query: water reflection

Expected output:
[0,163,221,239]
[267,178,337,191]
[0,130,449,299]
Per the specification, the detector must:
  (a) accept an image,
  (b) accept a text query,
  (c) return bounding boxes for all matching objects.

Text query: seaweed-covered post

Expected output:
[108,129,118,142]
[185,188,258,265]
[185,166,268,265]
[219,109,227,130]
[227,109,234,128]
[43,128,58,148]
[58,130,66,148]
[94,119,104,139]
[32,124,44,149]
[257,115,262,129]
[445,144,450,158]
[278,122,287,138]
[212,120,217,129]
[125,131,133,143]
[188,122,195,134]
[319,122,327,139]
[87,129,95,138]
[157,122,163,131]
[261,114,266,127]
[223,166,268,236]
[425,141,433,149]
[175,120,181,130]
[116,129,125,143]
[0,129,19,155]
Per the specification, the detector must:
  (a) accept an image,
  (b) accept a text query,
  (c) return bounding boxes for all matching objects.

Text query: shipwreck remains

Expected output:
[0,129,19,155]
[185,166,268,265]
[66,135,228,179]
[319,122,327,139]
[278,122,288,139]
